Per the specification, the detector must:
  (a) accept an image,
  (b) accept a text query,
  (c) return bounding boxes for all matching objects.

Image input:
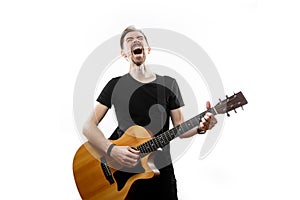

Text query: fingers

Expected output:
[111,146,140,168]
[124,147,140,166]
[200,116,210,130]
[128,146,140,155]
[206,101,211,109]
[208,116,217,129]
[199,112,218,131]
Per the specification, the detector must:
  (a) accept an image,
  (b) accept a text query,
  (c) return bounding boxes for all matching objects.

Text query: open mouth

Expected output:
[133,48,143,55]
[131,44,144,55]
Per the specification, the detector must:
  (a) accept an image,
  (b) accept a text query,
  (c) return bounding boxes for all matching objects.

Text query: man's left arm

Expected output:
[170,101,217,138]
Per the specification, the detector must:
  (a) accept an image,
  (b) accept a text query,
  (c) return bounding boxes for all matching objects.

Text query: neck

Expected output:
[129,63,147,74]
[129,63,155,83]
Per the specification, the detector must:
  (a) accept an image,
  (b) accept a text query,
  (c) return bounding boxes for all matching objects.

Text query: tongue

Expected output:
[133,48,143,55]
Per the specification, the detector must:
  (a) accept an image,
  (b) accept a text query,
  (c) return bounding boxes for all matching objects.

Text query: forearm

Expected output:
[170,108,197,138]
[83,122,112,154]
[179,127,198,138]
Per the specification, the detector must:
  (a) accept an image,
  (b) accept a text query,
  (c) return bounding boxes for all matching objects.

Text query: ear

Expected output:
[121,50,127,58]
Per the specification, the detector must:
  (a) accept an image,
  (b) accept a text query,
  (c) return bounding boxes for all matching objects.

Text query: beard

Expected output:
[131,54,146,66]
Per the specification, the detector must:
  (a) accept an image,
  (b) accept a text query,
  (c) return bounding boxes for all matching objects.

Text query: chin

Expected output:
[132,57,146,66]
[134,62,144,66]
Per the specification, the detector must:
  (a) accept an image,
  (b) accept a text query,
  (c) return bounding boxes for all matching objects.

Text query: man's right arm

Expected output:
[82,103,112,154]
[82,103,140,168]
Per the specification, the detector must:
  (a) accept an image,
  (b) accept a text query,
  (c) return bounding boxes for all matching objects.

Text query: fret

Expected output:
[143,145,149,153]
[186,118,197,129]
[146,143,152,152]
[148,140,157,151]
[187,121,193,127]
[183,121,191,132]
[162,133,169,144]
[143,144,148,153]
[157,135,166,146]
[143,142,151,153]
[138,144,146,154]
[191,117,201,126]
[142,144,147,154]
[137,144,141,152]
[190,117,199,127]
[153,137,161,148]
[154,136,162,148]
[172,129,177,139]
[181,122,188,132]
[165,131,172,141]
[176,125,183,136]
[169,129,176,140]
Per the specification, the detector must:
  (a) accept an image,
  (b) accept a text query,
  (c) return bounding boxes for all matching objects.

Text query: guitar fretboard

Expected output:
[137,108,216,156]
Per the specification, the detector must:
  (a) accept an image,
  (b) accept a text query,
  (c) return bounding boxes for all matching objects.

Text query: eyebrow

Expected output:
[126,37,134,41]
[126,36,144,41]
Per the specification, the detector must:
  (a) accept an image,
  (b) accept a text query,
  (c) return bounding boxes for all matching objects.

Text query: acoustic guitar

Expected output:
[73,91,248,200]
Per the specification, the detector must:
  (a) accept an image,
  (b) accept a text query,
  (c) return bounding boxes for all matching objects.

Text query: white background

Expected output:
[1,0,300,199]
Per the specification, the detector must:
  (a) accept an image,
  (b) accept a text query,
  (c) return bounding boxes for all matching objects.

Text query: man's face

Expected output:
[122,31,149,66]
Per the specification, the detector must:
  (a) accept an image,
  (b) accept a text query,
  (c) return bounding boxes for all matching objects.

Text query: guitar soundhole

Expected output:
[113,163,145,191]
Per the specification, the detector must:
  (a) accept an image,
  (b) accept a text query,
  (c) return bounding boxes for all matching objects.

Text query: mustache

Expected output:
[123,42,148,55]
[131,42,143,49]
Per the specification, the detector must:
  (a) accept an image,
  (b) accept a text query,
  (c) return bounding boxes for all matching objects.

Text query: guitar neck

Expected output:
[136,91,248,156]
[137,107,217,155]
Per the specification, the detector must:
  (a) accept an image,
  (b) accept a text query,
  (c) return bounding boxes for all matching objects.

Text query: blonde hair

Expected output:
[120,26,149,49]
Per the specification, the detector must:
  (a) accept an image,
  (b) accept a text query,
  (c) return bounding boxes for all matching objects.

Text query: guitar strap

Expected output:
[156,75,166,136]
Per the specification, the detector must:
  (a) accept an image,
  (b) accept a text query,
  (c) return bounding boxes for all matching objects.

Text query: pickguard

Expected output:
[113,162,145,191]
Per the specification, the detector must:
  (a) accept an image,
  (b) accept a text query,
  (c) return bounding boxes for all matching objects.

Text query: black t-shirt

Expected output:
[97,73,184,135]
[97,73,184,168]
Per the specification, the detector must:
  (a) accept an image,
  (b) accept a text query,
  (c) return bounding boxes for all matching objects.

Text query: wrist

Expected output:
[106,143,115,157]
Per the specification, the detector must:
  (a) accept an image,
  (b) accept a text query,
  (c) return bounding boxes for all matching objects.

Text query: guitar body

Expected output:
[73,125,159,200]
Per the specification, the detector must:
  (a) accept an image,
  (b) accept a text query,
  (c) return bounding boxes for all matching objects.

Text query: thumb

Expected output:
[206,101,211,109]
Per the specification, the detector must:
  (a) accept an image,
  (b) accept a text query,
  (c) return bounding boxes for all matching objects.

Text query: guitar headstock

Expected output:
[214,91,248,116]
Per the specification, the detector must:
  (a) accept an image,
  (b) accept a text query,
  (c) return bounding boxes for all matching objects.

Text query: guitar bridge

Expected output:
[100,157,115,184]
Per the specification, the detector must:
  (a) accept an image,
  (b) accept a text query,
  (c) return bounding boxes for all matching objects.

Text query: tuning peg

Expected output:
[226,112,230,117]
[226,95,229,102]
[219,98,222,102]
[241,106,244,110]
[234,108,237,113]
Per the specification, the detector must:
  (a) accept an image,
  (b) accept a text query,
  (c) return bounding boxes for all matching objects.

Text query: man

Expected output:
[83,26,217,200]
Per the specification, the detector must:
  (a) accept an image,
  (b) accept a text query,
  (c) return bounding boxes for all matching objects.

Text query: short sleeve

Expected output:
[96,77,120,108]
[168,79,185,110]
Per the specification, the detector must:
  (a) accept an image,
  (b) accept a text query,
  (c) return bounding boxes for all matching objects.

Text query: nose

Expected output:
[133,39,140,44]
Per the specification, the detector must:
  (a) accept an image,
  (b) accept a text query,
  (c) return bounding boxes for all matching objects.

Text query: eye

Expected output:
[126,38,133,42]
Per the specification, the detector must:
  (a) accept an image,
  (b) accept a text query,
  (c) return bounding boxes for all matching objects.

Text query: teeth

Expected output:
[133,46,142,50]
[132,43,143,49]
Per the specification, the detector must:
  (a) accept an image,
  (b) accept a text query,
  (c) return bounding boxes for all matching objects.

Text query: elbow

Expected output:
[82,120,93,138]
[82,123,89,138]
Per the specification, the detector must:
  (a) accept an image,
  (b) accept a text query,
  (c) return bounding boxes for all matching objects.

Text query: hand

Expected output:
[110,146,140,168]
[198,101,218,132]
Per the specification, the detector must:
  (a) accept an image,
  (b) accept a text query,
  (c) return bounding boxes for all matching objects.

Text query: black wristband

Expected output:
[107,144,115,157]
[197,128,206,134]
